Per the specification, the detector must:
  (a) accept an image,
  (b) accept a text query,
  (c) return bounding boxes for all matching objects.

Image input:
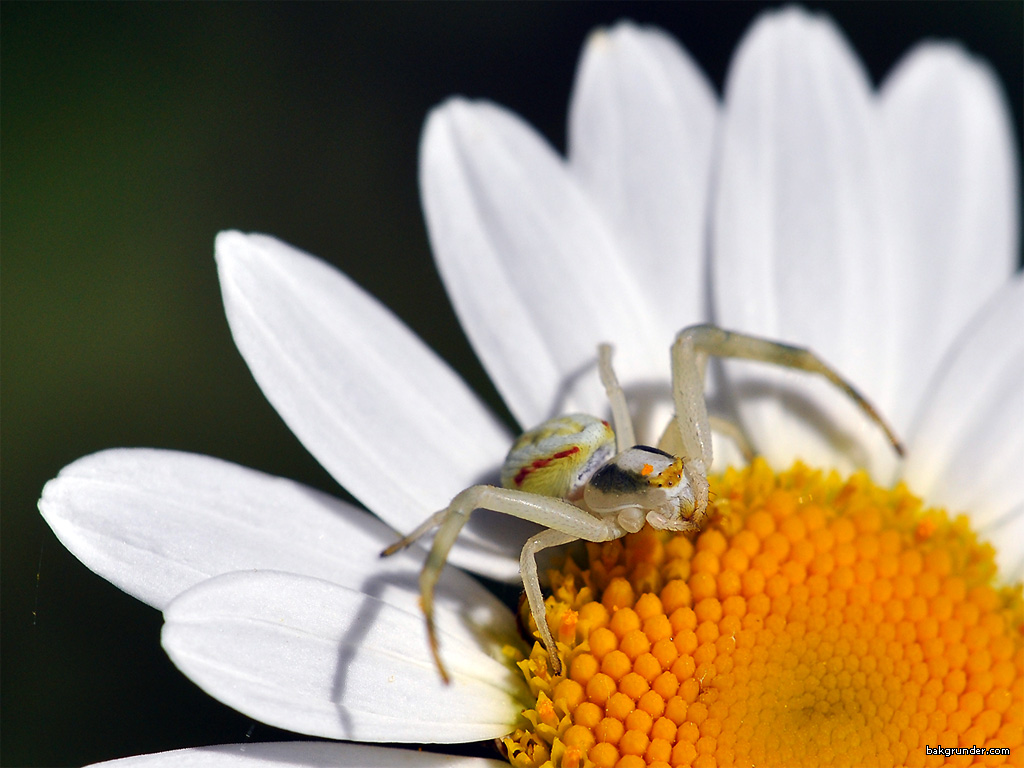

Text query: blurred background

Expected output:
[3,3,1021,766]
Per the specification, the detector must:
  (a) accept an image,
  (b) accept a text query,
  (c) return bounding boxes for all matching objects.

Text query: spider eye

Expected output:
[649,458,684,488]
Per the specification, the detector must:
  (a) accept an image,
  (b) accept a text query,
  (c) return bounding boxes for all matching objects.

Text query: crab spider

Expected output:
[383,324,904,683]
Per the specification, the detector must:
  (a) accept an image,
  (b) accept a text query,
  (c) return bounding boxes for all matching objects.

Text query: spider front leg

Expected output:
[669,325,905,487]
[398,485,625,683]
[598,342,635,452]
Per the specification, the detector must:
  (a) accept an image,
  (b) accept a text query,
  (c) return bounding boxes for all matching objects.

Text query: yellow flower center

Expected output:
[502,459,1023,768]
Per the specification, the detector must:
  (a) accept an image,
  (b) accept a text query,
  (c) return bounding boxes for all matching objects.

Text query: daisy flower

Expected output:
[39,7,1022,768]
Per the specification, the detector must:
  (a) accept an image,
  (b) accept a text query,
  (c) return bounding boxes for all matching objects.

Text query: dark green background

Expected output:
[3,3,1021,766]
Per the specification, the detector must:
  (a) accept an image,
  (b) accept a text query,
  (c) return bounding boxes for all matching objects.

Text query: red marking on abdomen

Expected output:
[513,446,581,486]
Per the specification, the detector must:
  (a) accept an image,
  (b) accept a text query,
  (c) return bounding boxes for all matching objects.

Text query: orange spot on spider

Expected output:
[642,464,654,477]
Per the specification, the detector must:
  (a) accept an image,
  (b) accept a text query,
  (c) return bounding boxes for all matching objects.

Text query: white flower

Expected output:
[39,7,1022,768]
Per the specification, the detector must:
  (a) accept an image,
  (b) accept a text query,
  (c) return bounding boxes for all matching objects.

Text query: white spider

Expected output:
[384,324,903,682]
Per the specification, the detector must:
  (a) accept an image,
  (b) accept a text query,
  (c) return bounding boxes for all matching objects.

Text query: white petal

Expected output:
[904,275,1024,566]
[713,7,898,479]
[38,449,520,621]
[216,231,522,581]
[568,21,718,332]
[880,43,1019,431]
[162,572,526,743]
[90,742,508,768]
[421,99,667,441]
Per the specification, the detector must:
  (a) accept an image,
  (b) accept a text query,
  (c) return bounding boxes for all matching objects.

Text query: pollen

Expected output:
[502,460,1023,768]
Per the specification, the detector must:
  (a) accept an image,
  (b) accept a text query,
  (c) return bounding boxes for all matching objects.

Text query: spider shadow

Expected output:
[729,377,874,467]
[539,356,600,424]
[328,548,523,736]
[537,356,682,448]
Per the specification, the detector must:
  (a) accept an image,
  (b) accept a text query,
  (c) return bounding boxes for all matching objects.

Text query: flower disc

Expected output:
[503,460,1023,768]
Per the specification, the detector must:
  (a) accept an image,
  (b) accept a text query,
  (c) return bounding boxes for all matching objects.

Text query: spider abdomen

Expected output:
[500,414,615,499]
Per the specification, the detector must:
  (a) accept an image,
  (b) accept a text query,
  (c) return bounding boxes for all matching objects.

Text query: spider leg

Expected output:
[379,508,447,557]
[415,485,625,682]
[675,324,905,457]
[656,414,756,465]
[521,528,578,676]
[598,343,636,452]
[671,333,712,516]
